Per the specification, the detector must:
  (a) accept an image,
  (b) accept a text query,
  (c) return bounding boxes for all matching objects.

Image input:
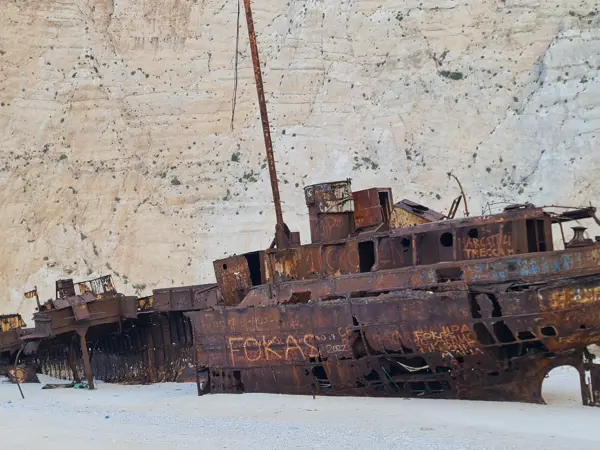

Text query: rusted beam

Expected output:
[242,0,290,249]
[12,343,26,399]
[78,331,94,390]
[448,173,469,217]
[68,338,81,383]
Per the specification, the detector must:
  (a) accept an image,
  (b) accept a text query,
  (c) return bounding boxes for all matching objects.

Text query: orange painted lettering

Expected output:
[243,337,263,362]
[262,336,282,360]
[303,334,320,358]
[285,335,306,360]
[228,337,244,365]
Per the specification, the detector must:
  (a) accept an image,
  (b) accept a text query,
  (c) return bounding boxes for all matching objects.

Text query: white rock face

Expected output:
[0,0,599,319]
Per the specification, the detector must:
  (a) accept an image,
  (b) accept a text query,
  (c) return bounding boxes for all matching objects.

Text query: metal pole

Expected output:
[242,0,289,248]
[13,342,26,399]
[79,332,95,389]
[34,286,41,310]
[448,173,470,217]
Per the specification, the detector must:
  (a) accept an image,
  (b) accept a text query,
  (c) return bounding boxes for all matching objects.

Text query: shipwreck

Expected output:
[181,0,600,406]
[3,0,600,410]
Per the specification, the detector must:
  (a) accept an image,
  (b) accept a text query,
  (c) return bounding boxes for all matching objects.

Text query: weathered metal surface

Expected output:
[305,180,354,214]
[214,256,254,306]
[34,281,222,385]
[1,314,25,332]
[184,196,600,407]
[37,312,196,384]
[391,199,446,228]
[137,295,154,312]
[239,245,600,308]
[29,275,142,389]
[242,0,291,250]
[0,313,39,383]
[152,283,221,312]
[215,206,557,291]
[352,188,390,230]
[34,294,138,338]
[7,365,39,384]
[187,272,600,402]
[4,172,600,410]
[305,180,354,243]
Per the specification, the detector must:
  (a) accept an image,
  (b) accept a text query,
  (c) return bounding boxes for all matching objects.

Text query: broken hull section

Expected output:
[33,282,221,385]
[35,312,196,384]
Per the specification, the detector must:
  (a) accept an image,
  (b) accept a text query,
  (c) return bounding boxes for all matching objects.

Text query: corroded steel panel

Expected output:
[456,222,514,260]
[0,314,25,332]
[37,312,196,385]
[305,180,355,243]
[538,279,600,312]
[322,241,359,276]
[271,248,301,283]
[353,188,383,229]
[378,236,413,269]
[238,246,600,311]
[305,180,353,213]
[13,182,600,409]
[189,265,600,404]
[391,207,430,228]
[313,213,354,243]
[214,256,252,306]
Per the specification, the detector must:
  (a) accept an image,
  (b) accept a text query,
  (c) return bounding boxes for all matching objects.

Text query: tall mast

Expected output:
[242,0,290,249]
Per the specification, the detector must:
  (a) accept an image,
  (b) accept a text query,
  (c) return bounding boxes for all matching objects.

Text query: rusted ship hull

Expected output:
[36,312,196,384]
[33,281,220,385]
[186,247,600,404]
[0,314,39,383]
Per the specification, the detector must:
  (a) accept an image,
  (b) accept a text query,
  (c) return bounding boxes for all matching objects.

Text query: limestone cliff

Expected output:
[0,0,599,319]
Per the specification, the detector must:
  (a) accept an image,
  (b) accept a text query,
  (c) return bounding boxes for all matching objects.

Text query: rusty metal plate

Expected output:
[67,294,93,321]
[378,236,413,269]
[0,314,25,332]
[538,277,600,312]
[353,188,383,229]
[304,180,353,213]
[214,256,252,306]
[311,213,354,243]
[456,222,513,260]
[322,241,359,276]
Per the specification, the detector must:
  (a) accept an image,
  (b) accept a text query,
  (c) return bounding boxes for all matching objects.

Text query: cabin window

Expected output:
[526,219,547,253]
[243,252,262,286]
[358,241,376,272]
